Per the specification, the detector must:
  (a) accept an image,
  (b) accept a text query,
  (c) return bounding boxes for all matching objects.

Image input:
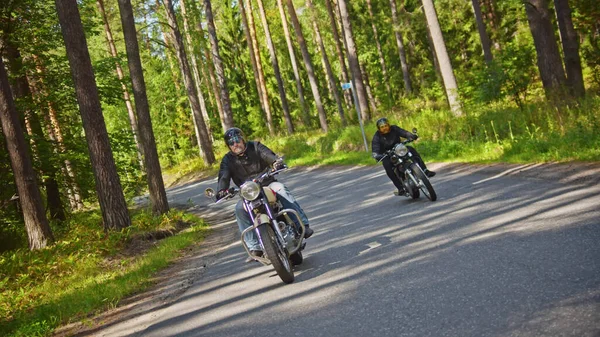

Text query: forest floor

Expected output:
[52,161,600,337]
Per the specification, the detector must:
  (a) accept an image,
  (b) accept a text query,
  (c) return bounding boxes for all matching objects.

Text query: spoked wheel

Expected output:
[410,163,437,201]
[257,224,295,284]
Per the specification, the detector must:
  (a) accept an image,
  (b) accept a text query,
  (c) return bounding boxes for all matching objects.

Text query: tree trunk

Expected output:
[255,0,294,134]
[0,58,54,249]
[284,0,328,133]
[204,0,234,131]
[238,0,269,129]
[366,0,392,99]
[54,0,131,230]
[4,44,66,221]
[180,0,213,139]
[243,0,276,134]
[524,0,567,98]
[195,20,226,132]
[97,0,144,168]
[163,0,215,165]
[389,0,412,95]
[326,0,353,109]
[421,0,463,116]
[117,0,169,215]
[482,0,501,50]
[337,0,370,121]
[554,0,585,97]
[276,0,310,127]
[30,55,83,210]
[306,0,346,126]
[471,0,494,63]
[361,63,379,114]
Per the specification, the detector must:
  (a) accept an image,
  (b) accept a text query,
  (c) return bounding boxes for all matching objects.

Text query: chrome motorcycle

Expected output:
[205,165,306,284]
[378,128,437,201]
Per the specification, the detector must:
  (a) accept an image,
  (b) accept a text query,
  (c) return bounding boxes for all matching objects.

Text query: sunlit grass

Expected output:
[0,209,209,337]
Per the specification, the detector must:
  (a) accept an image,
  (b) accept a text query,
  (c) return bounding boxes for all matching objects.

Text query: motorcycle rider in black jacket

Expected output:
[216,128,313,262]
[371,118,436,195]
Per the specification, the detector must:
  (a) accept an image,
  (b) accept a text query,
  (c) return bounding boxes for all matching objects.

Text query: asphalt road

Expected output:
[133,163,599,337]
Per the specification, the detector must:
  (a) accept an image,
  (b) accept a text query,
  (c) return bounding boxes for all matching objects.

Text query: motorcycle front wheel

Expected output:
[258,224,295,284]
[410,163,437,201]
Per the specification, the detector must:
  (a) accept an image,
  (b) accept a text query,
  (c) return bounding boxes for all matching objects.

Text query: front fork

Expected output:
[240,201,302,264]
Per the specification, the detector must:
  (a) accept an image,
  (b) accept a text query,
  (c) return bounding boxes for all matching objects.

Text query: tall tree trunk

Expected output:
[204,0,234,131]
[421,0,463,116]
[30,55,83,210]
[471,0,494,63]
[243,0,276,134]
[255,0,294,134]
[97,0,144,168]
[366,0,392,100]
[163,0,215,164]
[238,0,268,128]
[326,0,353,109]
[117,0,169,215]
[361,63,379,114]
[284,0,328,133]
[306,0,346,126]
[180,0,213,139]
[554,0,585,97]
[276,0,310,126]
[4,44,66,221]
[524,0,567,98]
[195,21,225,131]
[54,0,131,230]
[420,5,443,84]
[1,58,54,249]
[482,0,501,50]
[337,0,370,121]
[240,0,276,135]
[389,0,412,95]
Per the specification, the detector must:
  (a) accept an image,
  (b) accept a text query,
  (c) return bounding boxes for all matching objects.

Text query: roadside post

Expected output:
[341,82,369,152]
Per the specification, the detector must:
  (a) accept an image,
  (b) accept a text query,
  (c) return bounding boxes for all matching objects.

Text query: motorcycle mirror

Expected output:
[412,128,417,134]
[204,188,215,198]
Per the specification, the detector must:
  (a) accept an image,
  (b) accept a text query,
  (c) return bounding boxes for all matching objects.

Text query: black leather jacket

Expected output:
[371,125,415,156]
[217,141,279,191]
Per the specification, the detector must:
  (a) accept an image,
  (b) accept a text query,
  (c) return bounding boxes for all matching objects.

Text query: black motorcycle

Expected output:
[378,128,437,201]
[205,164,305,284]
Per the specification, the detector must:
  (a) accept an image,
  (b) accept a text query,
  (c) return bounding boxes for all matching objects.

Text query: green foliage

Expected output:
[0,208,208,337]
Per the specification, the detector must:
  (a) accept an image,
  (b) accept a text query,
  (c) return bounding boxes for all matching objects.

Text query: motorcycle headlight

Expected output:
[393,143,408,157]
[240,181,261,201]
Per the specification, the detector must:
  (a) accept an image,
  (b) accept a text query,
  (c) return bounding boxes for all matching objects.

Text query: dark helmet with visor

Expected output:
[224,127,245,146]
[376,117,390,129]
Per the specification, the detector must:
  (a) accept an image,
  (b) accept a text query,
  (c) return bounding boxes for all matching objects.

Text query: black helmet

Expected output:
[224,127,245,146]
[376,117,389,129]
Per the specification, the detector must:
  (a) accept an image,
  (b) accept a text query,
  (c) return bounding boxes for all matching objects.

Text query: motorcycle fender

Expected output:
[262,187,277,203]
[253,213,271,228]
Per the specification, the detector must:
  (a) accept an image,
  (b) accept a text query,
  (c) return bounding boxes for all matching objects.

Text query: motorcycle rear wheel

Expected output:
[410,163,437,201]
[258,224,295,284]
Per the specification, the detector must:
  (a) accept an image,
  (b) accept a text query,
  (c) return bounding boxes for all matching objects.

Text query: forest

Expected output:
[0,0,598,335]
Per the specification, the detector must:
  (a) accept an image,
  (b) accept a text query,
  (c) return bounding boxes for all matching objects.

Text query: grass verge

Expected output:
[0,209,209,337]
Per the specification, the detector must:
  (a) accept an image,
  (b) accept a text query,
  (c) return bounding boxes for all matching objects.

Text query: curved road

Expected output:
[123,163,600,336]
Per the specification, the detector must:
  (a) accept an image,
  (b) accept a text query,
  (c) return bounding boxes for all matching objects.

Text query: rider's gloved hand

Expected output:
[409,134,419,141]
[273,160,286,170]
[216,189,228,200]
[374,154,384,161]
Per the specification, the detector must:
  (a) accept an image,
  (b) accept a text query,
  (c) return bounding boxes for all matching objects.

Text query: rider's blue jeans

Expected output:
[234,182,309,251]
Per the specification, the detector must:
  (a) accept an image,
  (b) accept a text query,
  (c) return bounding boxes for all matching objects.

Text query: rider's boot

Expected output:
[304,225,314,238]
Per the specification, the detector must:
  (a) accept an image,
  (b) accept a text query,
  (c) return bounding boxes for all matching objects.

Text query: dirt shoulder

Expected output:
[52,161,600,337]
